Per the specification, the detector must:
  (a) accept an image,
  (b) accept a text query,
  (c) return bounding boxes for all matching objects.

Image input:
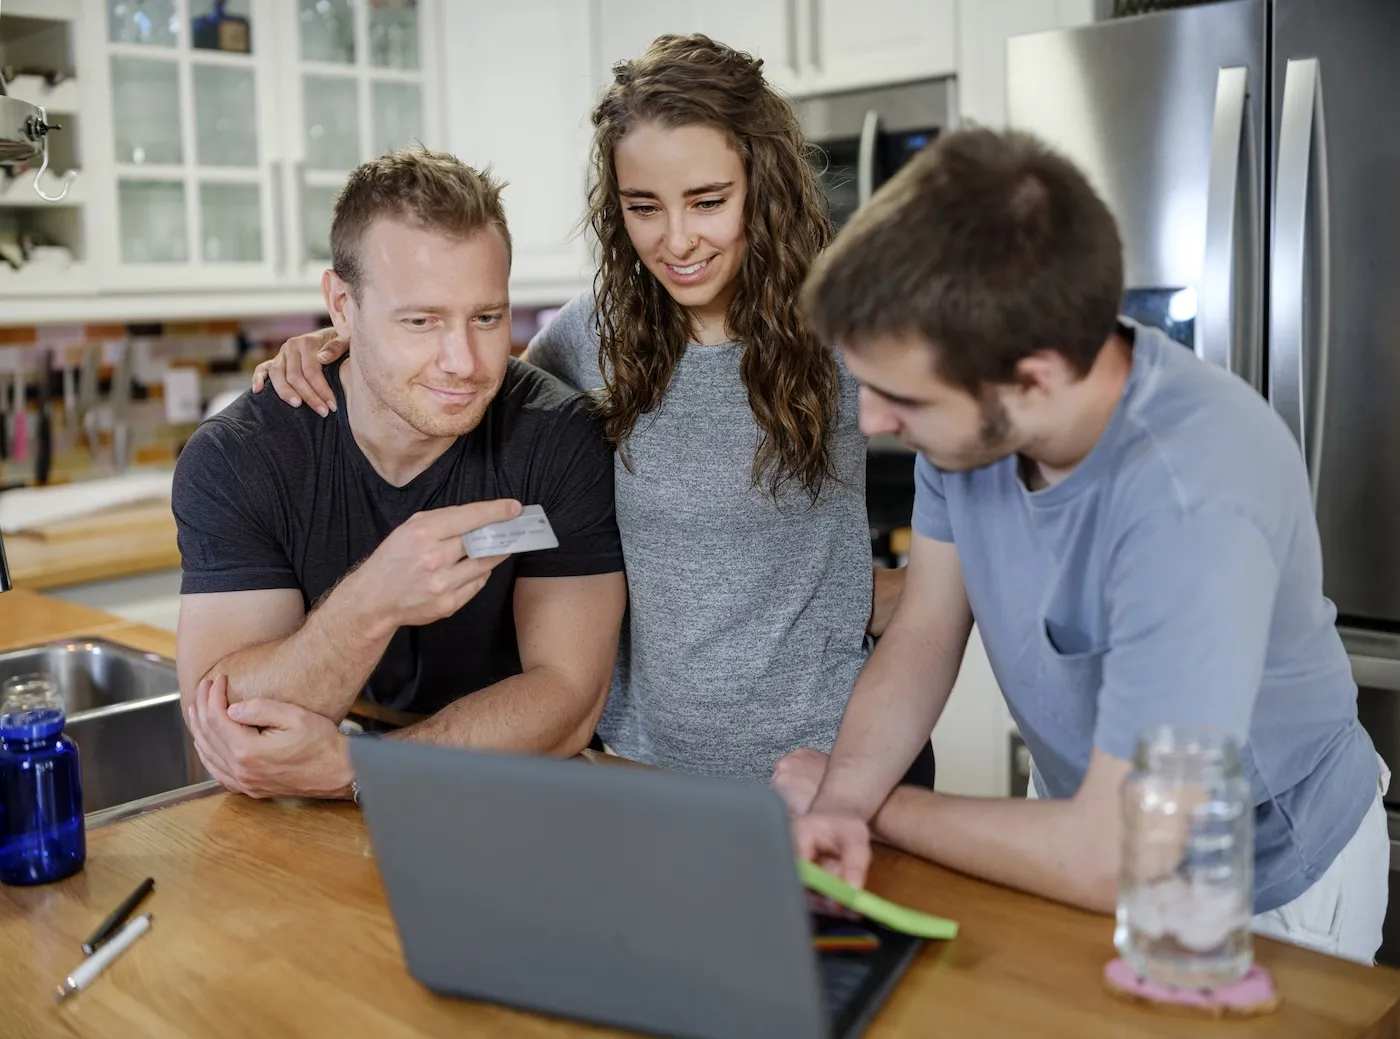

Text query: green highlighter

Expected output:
[798,859,960,940]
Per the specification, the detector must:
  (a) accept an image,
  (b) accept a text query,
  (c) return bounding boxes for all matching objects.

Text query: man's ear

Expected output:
[1012,350,1069,400]
[322,269,355,341]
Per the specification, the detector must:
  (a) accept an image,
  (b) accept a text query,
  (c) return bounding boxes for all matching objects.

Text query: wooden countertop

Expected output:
[3,500,181,590]
[2,591,1400,1037]
[0,587,177,657]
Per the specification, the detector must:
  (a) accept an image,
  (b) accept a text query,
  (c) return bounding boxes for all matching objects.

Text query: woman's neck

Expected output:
[686,295,733,346]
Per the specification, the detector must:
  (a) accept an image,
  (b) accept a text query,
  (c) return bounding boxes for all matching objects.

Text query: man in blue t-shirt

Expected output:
[774,127,1387,963]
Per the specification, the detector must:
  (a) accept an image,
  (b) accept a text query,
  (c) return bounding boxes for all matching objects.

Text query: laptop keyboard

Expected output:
[820,957,874,1014]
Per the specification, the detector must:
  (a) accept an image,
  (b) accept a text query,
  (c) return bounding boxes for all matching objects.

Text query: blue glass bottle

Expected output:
[0,674,85,886]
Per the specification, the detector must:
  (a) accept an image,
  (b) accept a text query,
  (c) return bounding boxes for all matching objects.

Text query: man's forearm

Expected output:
[871,787,1118,913]
[391,664,602,756]
[208,574,393,719]
[812,622,962,819]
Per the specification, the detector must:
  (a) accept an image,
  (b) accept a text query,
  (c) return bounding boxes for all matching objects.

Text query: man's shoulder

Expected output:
[493,357,602,431]
[1116,327,1307,517]
[174,387,328,505]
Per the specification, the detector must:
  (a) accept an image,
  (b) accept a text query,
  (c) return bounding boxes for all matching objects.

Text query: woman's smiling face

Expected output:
[614,122,748,342]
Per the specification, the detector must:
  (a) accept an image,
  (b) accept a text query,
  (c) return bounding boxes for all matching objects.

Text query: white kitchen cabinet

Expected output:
[274,0,443,288]
[81,0,285,292]
[805,0,956,95]
[957,0,1099,129]
[594,0,799,94]
[40,0,442,304]
[440,0,595,304]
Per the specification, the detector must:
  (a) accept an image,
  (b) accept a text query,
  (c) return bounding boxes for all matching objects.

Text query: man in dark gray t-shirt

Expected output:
[175,150,626,803]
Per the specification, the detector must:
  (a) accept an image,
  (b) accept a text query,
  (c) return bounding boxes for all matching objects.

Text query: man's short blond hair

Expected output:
[330,148,512,298]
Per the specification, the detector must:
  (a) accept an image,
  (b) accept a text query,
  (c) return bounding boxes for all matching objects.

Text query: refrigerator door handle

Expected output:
[857,109,881,207]
[1199,66,1259,388]
[1270,57,1331,505]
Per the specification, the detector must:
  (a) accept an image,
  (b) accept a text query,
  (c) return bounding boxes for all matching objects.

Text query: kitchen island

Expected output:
[2,591,1400,1038]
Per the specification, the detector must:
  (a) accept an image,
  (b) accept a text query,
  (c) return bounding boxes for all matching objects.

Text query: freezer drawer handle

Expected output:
[1269,57,1331,506]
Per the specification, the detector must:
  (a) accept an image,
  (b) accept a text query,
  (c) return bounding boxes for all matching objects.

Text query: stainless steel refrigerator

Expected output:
[1007,0,1400,961]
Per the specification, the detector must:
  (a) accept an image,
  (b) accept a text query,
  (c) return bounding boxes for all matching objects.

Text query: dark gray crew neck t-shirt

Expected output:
[173,357,623,716]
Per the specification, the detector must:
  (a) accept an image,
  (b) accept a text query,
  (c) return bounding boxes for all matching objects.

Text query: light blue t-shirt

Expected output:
[912,320,1377,913]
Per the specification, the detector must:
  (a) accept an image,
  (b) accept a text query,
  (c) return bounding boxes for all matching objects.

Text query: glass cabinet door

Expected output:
[283,0,437,283]
[101,0,277,286]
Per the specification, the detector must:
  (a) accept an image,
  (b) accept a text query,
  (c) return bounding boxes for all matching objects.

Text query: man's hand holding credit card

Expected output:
[462,504,559,558]
[340,499,523,633]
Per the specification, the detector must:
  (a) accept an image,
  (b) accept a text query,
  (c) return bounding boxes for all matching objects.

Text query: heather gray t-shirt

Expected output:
[528,290,872,779]
[914,320,1377,913]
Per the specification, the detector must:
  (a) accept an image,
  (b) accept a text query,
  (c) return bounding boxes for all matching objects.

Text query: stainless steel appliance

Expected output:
[1008,0,1400,963]
[795,78,956,229]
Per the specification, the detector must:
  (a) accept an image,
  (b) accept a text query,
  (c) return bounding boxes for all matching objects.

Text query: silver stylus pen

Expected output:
[54,912,154,1003]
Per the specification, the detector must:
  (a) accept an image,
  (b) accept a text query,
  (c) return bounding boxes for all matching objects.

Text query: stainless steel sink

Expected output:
[0,638,216,823]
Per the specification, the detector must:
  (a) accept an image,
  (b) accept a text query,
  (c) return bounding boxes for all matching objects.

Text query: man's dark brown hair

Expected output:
[330,148,512,299]
[801,127,1124,392]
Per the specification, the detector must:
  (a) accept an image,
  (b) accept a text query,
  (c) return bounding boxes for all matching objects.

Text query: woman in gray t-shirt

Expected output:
[251,35,931,785]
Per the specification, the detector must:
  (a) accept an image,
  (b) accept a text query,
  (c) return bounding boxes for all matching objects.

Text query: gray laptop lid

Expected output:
[350,739,828,1039]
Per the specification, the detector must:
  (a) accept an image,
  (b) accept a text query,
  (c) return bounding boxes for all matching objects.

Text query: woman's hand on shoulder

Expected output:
[250,326,346,417]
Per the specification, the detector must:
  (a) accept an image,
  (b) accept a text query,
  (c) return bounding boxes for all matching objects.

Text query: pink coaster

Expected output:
[1103,958,1281,1018]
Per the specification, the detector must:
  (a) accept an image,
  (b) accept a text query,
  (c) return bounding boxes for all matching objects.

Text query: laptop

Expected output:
[349,739,923,1039]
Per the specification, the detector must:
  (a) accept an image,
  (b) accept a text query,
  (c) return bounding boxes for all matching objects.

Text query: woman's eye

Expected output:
[627,204,658,217]
[696,198,724,212]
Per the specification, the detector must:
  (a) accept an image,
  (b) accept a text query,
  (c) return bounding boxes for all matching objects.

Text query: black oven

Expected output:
[796,78,955,229]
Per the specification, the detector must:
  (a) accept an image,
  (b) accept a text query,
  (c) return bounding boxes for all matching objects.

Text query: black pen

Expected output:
[82,877,154,955]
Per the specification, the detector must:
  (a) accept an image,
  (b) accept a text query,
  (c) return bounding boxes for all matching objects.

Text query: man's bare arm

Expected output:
[176,499,521,720]
[871,748,1131,913]
[393,571,626,755]
[810,533,975,818]
[176,580,391,722]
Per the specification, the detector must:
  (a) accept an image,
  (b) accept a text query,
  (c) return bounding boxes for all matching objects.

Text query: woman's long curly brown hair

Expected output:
[587,34,839,501]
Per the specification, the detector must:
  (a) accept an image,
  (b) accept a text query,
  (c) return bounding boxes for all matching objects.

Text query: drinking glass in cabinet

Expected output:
[118,180,188,263]
[370,0,419,70]
[371,82,422,158]
[111,57,183,165]
[191,0,252,54]
[299,0,355,65]
[108,0,179,47]
[303,75,359,171]
[302,184,338,262]
[200,183,262,262]
[193,65,258,167]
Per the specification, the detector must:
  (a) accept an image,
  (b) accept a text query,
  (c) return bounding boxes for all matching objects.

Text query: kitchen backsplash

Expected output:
[0,305,562,490]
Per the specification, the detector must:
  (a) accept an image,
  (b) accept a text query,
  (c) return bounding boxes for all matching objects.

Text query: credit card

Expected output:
[461,505,559,558]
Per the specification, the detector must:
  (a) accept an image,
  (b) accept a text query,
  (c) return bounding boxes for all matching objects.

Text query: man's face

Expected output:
[841,332,1025,473]
[326,217,512,440]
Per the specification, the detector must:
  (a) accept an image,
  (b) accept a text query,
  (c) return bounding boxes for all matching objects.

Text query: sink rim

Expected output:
[0,635,221,826]
[0,635,180,716]
[85,779,222,829]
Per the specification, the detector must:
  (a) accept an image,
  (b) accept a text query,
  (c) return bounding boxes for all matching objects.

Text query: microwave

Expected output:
[796,78,957,229]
